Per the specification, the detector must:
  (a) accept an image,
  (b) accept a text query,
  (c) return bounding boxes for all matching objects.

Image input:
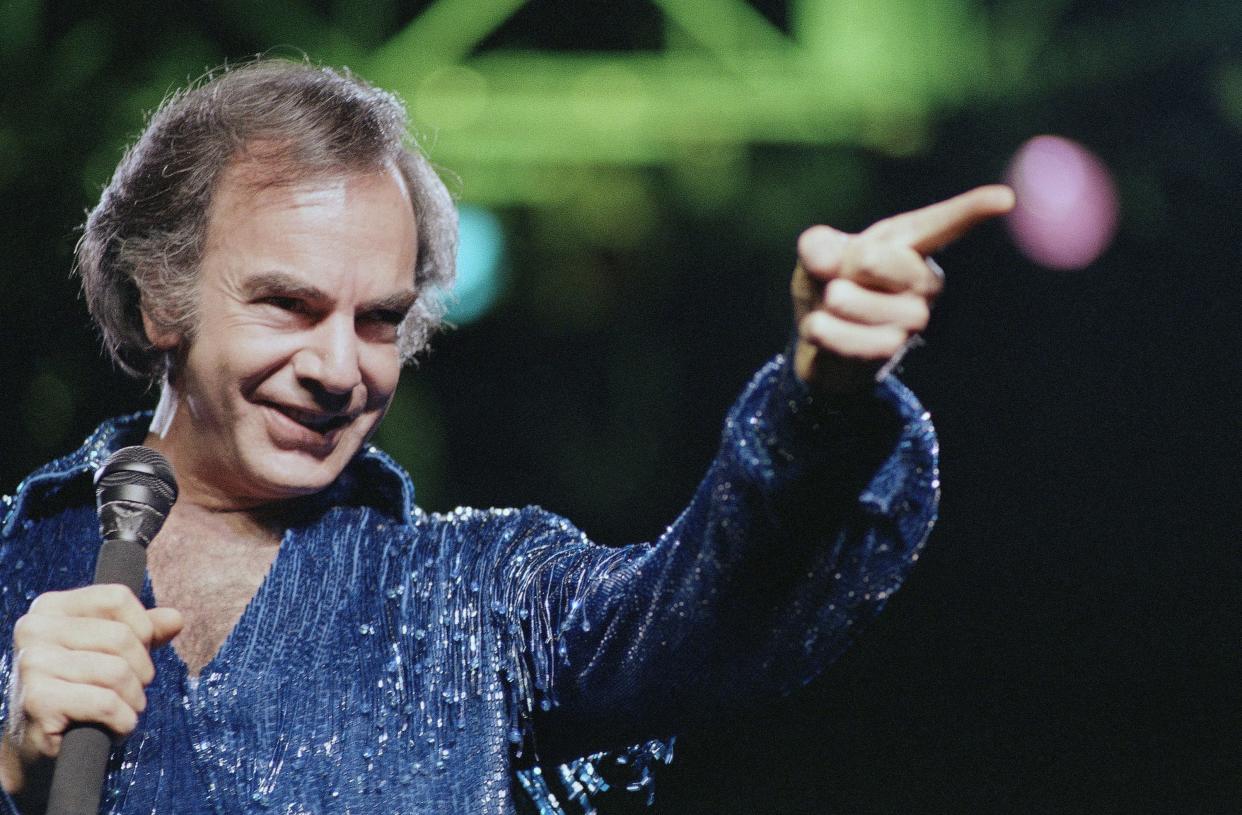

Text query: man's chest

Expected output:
[146,519,282,674]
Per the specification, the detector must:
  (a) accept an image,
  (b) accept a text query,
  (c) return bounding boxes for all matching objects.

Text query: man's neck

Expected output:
[143,385,280,514]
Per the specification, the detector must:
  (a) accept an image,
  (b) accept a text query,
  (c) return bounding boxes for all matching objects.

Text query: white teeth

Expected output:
[276,405,346,431]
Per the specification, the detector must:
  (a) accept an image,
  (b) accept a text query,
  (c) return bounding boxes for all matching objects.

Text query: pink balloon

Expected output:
[1004,135,1119,270]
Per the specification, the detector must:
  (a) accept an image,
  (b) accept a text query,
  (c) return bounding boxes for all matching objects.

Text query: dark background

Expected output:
[2,1,1239,812]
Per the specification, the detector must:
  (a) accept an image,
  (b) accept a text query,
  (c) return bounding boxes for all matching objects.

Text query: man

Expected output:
[0,60,1012,814]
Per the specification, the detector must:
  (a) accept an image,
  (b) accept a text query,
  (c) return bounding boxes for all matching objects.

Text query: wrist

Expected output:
[1,736,52,814]
[0,742,22,801]
[0,733,25,796]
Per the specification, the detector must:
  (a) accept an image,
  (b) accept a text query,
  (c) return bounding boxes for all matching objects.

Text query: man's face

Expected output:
[147,162,419,507]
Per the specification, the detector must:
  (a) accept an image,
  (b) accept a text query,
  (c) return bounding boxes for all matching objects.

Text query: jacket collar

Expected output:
[2,412,416,537]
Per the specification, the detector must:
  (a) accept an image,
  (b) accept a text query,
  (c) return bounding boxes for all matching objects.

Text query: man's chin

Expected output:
[247,449,353,498]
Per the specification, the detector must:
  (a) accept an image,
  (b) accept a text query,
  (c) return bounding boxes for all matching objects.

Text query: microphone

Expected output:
[45,446,177,815]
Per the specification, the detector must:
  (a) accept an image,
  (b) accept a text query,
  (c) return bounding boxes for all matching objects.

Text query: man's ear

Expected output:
[141,308,182,351]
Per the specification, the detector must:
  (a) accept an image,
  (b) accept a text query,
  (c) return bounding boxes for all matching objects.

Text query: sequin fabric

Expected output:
[0,353,938,814]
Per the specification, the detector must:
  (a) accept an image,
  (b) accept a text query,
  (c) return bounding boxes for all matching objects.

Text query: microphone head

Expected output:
[94,446,178,547]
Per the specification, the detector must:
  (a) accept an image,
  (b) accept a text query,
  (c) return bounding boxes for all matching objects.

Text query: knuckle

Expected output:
[26,591,60,615]
[21,680,60,719]
[11,614,37,645]
[99,692,126,721]
[911,301,931,330]
[919,259,945,296]
[796,313,815,340]
[839,240,870,278]
[114,702,139,734]
[882,329,910,356]
[15,645,49,676]
[17,676,39,705]
[804,310,834,345]
[100,584,134,609]
[797,225,845,270]
[23,693,54,725]
[823,278,850,311]
[800,310,833,339]
[917,276,942,300]
[797,224,835,252]
[853,240,885,275]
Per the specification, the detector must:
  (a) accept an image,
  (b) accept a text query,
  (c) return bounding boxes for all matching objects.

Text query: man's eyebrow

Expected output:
[243,272,328,302]
[361,290,418,313]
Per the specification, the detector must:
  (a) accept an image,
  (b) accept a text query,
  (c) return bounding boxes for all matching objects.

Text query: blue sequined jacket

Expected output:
[0,354,938,815]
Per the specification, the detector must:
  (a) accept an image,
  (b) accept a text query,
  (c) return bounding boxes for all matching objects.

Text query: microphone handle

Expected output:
[44,538,147,815]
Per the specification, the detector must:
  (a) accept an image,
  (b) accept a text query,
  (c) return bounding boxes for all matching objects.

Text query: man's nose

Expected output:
[294,315,363,398]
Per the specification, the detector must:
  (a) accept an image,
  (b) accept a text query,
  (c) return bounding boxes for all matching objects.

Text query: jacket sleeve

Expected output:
[0,659,23,815]
[0,498,31,815]
[491,351,939,760]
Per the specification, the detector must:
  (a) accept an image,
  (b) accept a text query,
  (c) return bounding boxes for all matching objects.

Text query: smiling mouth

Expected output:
[265,403,354,435]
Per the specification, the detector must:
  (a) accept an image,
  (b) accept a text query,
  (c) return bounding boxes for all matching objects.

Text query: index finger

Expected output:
[31,585,155,645]
[868,184,1015,255]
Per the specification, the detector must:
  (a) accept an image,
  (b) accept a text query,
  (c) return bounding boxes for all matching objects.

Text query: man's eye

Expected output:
[262,296,303,312]
[361,310,406,326]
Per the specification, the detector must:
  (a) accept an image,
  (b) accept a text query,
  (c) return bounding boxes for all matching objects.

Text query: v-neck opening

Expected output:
[150,526,296,681]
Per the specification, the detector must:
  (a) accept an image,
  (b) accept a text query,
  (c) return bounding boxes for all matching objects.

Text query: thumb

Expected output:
[146,607,184,647]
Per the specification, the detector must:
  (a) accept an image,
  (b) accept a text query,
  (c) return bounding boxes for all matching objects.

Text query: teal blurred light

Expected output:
[446,204,505,325]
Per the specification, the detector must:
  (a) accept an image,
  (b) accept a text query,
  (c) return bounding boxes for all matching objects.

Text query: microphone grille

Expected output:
[95,446,178,513]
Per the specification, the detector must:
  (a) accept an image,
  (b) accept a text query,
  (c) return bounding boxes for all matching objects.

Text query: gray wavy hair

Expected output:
[77,58,458,383]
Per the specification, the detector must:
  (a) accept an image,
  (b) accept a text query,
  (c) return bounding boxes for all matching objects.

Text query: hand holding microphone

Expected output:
[0,447,180,814]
